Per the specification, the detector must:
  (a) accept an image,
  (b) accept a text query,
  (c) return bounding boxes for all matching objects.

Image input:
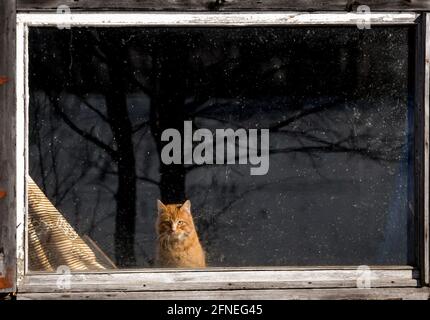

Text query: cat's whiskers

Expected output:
[158,233,170,249]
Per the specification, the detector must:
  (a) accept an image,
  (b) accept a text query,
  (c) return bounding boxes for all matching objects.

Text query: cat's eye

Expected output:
[177,221,186,226]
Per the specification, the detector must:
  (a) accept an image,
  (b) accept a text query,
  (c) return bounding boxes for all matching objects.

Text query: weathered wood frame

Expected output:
[9,11,430,299]
[415,12,430,290]
[13,0,430,12]
[0,0,16,294]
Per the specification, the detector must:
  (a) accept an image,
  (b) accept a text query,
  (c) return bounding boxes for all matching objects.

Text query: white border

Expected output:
[17,12,419,26]
[16,19,26,287]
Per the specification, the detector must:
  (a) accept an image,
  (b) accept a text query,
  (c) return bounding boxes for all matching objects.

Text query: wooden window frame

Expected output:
[6,10,430,299]
[13,0,430,12]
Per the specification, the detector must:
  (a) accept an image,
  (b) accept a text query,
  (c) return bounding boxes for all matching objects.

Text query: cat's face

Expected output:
[157,200,195,243]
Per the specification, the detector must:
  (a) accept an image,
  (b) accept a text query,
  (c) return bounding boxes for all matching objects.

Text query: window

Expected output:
[28,25,415,268]
[9,11,430,297]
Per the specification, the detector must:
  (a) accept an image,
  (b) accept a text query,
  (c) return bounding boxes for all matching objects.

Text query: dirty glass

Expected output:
[28,26,415,270]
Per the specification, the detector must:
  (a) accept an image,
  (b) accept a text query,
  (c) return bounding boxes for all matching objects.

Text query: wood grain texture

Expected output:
[17,287,430,300]
[421,13,430,287]
[13,0,430,299]
[16,12,419,26]
[19,268,419,293]
[16,0,430,12]
[414,13,430,287]
[0,0,16,293]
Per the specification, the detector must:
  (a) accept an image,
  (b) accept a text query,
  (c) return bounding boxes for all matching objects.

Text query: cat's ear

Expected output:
[181,200,191,214]
[157,199,167,215]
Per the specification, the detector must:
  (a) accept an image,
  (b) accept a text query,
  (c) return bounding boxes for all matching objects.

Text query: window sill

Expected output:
[18,267,420,294]
[16,287,430,300]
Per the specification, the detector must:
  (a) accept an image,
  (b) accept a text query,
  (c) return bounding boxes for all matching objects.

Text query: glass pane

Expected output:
[28,26,415,270]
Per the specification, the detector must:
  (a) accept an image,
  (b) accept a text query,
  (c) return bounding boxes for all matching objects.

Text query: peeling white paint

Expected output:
[16,12,419,26]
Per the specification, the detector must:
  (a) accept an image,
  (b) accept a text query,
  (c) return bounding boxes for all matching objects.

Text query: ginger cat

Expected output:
[155,200,206,268]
